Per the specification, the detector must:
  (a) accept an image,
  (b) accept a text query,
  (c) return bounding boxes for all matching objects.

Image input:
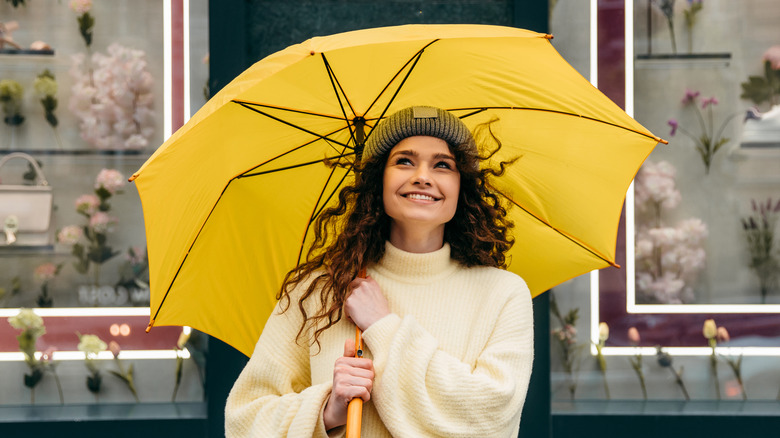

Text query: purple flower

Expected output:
[667,119,679,136]
[701,97,719,108]
[682,89,700,105]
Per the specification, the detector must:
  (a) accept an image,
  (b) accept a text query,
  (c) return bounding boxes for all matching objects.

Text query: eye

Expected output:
[394,157,413,166]
[434,160,454,170]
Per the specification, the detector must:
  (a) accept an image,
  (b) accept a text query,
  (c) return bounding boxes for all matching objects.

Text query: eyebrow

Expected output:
[389,149,456,161]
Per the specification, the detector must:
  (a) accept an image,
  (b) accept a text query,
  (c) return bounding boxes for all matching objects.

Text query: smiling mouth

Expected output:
[404,193,439,201]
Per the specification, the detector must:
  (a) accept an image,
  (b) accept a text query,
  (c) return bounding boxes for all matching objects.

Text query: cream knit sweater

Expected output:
[225,242,534,437]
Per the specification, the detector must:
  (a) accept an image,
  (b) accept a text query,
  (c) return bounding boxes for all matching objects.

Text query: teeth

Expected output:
[407,193,435,201]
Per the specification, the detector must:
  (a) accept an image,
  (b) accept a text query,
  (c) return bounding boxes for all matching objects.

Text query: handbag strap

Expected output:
[0,152,49,186]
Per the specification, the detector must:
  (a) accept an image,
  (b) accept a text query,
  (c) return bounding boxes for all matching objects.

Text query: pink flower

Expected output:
[108,340,121,358]
[95,169,125,194]
[668,119,679,136]
[89,212,117,233]
[628,327,641,345]
[69,0,92,14]
[75,194,100,215]
[701,97,719,109]
[34,263,58,283]
[763,45,780,70]
[57,225,83,244]
[41,347,57,362]
[717,326,730,342]
[682,89,700,105]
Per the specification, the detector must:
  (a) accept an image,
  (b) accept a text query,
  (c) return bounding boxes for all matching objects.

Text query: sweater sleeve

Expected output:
[224,303,333,438]
[361,282,534,437]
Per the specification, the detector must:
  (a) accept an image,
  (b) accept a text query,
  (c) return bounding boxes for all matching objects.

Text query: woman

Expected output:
[225,106,534,437]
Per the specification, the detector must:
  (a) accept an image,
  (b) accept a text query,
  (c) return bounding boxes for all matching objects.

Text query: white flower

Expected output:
[89,212,117,233]
[95,168,125,194]
[8,309,46,338]
[75,193,100,215]
[57,225,84,244]
[69,0,92,15]
[33,76,57,98]
[77,333,106,356]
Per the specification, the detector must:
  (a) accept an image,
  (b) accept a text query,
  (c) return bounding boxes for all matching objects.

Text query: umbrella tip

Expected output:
[128,173,138,182]
[658,137,669,145]
[544,34,554,40]
[146,319,155,333]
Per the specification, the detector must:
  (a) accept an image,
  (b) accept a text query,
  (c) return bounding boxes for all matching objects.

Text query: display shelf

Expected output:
[0,401,206,423]
[1,148,151,157]
[0,48,55,56]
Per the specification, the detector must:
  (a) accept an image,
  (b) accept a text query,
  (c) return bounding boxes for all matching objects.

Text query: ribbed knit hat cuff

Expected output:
[363,106,475,160]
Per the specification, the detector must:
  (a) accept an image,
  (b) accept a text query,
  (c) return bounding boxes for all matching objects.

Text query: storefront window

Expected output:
[0,0,208,410]
[550,0,780,407]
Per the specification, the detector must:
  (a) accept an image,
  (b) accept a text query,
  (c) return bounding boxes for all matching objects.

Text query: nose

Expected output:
[411,167,432,186]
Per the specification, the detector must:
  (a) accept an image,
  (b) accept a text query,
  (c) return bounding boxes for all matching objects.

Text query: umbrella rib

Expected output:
[453,106,665,143]
[364,39,438,118]
[492,185,619,268]
[234,101,352,149]
[241,125,353,175]
[320,53,359,151]
[239,153,355,178]
[297,155,355,265]
[232,101,348,121]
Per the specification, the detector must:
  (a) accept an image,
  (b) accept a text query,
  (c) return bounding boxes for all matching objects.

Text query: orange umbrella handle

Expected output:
[346,268,367,438]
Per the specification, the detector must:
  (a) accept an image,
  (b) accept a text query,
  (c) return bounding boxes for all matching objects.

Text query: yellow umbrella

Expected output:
[131,24,664,358]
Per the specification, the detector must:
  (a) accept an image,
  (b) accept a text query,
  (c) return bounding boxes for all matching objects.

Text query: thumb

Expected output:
[343,338,356,358]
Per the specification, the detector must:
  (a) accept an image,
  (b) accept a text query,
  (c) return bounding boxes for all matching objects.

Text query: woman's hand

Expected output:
[323,339,375,430]
[344,276,390,331]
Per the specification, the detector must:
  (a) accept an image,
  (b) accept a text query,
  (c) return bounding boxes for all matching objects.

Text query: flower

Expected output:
[628,327,641,344]
[108,340,121,358]
[703,319,717,339]
[627,327,647,399]
[656,346,691,400]
[682,0,703,53]
[8,309,57,403]
[549,292,583,400]
[668,90,736,173]
[62,169,124,286]
[78,333,105,396]
[75,194,100,215]
[57,225,84,245]
[172,329,191,402]
[78,333,107,356]
[0,79,24,126]
[651,0,677,53]
[70,0,94,48]
[106,341,139,402]
[740,46,780,108]
[741,198,780,303]
[634,161,707,304]
[95,168,126,195]
[69,44,156,150]
[717,326,730,342]
[33,262,61,308]
[69,0,92,14]
[595,322,610,399]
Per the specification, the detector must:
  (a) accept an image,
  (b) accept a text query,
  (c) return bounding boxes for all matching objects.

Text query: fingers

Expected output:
[343,337,356,358]
[332,363,374,402]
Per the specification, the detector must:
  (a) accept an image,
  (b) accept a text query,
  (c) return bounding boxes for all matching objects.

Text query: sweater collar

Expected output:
[371,241,458,283]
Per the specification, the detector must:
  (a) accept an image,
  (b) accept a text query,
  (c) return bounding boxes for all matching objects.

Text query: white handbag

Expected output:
[0,152,54,247]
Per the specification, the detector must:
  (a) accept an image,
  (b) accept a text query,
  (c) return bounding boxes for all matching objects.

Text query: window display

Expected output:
[550,0,780,406]
[0,0,209,413]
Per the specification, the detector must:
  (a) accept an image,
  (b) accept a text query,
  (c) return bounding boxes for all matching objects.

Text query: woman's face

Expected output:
[382,136,460,245]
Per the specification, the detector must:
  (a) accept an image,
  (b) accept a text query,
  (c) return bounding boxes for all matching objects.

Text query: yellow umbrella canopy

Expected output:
[132,24,663,357]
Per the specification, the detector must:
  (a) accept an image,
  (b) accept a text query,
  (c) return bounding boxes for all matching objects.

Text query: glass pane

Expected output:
[0,0,207,410]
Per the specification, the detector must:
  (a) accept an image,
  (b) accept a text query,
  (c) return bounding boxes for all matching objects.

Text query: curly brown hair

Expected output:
[278,120,516,347]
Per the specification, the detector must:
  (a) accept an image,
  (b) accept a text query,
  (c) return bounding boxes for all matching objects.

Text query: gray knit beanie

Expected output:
[363,106,476,161]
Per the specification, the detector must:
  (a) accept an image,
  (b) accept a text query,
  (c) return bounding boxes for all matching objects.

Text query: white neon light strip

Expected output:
[163,0,173,140]
[0,349,190,362]
[599,346,780,357]
[588,0,600,349]
[183,0,192,122]
[0,308,150,318]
